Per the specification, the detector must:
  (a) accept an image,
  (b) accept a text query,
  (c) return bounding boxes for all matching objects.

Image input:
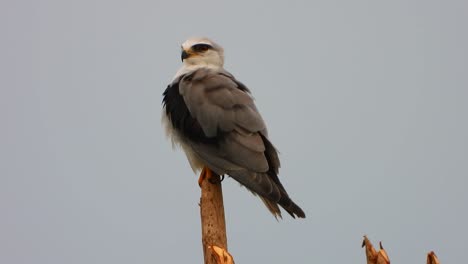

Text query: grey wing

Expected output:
[179,68,270,173]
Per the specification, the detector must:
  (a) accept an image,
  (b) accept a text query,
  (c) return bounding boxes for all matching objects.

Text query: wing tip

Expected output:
[284,202,306,219]
[262,197,306,219]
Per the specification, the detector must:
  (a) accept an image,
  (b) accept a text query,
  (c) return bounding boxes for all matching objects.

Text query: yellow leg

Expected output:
[198,166,213,187]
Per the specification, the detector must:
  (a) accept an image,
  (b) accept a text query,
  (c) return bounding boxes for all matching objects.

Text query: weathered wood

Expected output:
[200,174,230,264]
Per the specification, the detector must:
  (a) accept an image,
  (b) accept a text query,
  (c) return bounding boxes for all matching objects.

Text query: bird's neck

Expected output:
[173,63,223,80]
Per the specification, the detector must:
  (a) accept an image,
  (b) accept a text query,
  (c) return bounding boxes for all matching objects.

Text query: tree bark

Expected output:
[200,174,229,264]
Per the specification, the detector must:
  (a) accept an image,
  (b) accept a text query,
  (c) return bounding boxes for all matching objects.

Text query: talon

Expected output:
[208,173,224,184]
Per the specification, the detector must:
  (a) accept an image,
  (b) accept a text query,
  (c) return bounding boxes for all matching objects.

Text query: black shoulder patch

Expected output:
[162,78,218,144]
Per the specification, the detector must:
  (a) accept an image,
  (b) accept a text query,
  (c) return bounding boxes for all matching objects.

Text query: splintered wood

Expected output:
[362,236,390,264]
[427,251,440,264]
[362,236,441,264]
[209,245,235,264]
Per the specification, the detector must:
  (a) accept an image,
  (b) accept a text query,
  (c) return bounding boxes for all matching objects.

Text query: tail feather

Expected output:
[226,134,306,219]
[260,197,283,219]
[261,134,306,218]
[230,171,306,219]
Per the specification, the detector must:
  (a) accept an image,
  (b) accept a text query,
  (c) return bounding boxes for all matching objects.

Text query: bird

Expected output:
[162,37,305,219]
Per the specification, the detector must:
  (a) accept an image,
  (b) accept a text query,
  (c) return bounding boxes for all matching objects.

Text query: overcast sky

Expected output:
[1,0,467,263]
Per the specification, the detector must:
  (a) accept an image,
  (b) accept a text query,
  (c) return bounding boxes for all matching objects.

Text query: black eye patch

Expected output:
[191,44,212,52]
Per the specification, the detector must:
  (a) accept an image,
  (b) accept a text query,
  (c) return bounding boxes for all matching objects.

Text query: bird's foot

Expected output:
[198,167,212,187]
[198,167,224,187]
[208,245,234,264]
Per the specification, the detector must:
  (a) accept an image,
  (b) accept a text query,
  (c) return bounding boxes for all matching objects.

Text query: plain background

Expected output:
[1,0,467,263]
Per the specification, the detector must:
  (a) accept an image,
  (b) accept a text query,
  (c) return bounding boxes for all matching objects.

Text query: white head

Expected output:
[180,37,224,68]
[173,37,225,79]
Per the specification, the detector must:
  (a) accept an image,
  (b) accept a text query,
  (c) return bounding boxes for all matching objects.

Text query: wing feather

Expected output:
[180,69,266,137]
[179,68,268,172]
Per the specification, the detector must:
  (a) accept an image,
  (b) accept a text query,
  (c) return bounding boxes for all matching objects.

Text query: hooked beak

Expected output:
[181,50,189,62]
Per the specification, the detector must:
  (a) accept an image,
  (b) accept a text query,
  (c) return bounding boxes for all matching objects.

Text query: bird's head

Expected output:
[180,37,224,68]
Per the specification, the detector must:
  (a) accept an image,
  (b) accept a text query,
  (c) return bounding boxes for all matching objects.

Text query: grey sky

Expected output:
[1,0,467,263]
